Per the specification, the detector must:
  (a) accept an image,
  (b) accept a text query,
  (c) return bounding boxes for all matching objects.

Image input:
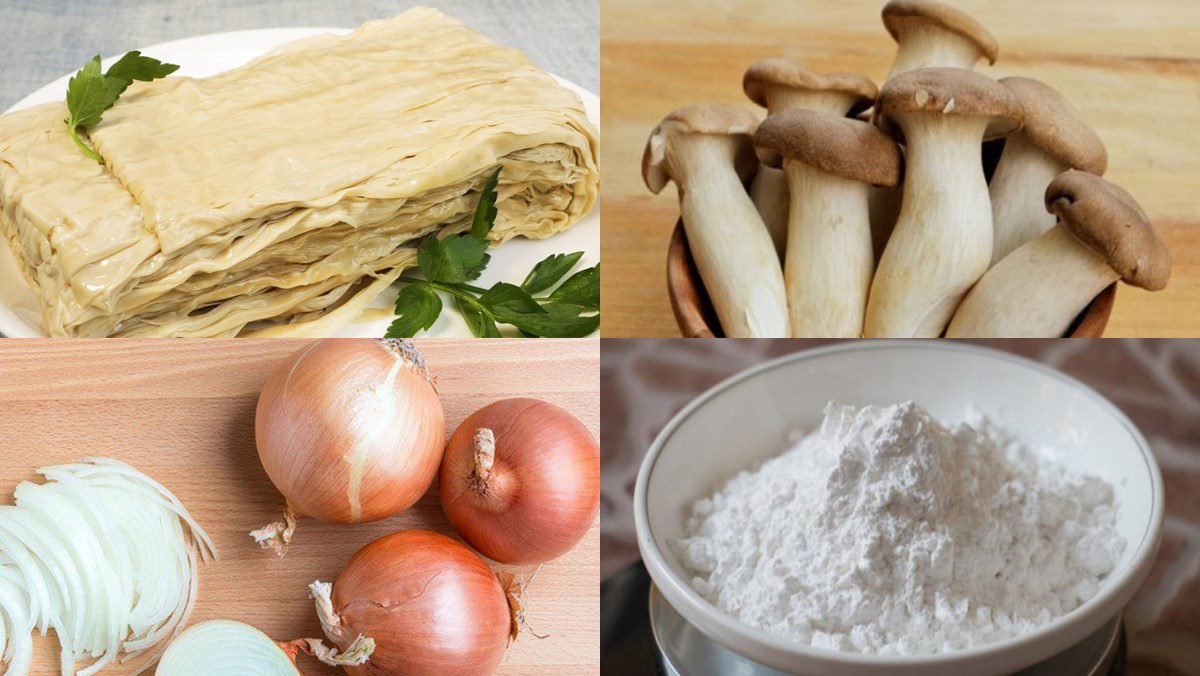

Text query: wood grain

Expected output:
[601,0,1200,337]
[0,339,599,675]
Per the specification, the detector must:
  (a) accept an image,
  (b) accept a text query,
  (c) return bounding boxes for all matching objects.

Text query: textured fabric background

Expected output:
[602,339,1200,674]
[0,0,597,111]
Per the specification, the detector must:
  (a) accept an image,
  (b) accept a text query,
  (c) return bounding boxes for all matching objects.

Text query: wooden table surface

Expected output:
[600,0,1200,337]
[0,339,599,674]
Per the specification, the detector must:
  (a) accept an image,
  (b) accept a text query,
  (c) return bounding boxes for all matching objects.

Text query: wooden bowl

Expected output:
[666,221,1116,338]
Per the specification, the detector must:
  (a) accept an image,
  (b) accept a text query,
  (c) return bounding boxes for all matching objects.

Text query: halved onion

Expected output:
[157,620,299,675]
[0,458,214,674]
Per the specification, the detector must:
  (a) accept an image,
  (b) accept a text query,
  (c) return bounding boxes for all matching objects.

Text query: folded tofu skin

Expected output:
[0,7,599,337]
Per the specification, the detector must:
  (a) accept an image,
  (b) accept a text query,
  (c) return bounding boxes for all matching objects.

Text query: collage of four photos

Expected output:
[0,0,1197,674]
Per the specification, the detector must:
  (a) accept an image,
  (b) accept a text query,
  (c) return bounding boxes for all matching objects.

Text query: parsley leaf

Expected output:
[388,167,599,338]
[64,57,121,161]
[412,168,505,283]
[456,297,503,337]
[500,301,599,338]
[65,58,117,127]
[417,234,491,283]
[64,51,180,163]
[482,282,599,337]
[522,251,584,294]
[105,51,180,97]
[549,264,600,310]
[480,282,546,317]
[385,284,442,337]
[470,168,502,239]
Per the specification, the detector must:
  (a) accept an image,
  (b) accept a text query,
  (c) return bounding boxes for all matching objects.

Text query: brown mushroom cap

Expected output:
[743,56,878,115]
[754,109,902,188]
[876,67,1023,140]
[1000,77,1108,175]
[1045,170,1170,290]
[642,103,761,194]
[882,0,999,65]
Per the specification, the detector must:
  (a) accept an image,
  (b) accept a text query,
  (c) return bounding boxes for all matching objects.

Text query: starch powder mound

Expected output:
[678,401,1125,655]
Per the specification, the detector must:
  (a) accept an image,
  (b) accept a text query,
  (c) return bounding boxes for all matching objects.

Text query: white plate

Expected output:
[0,27,599,338]
[635,342,1163,676]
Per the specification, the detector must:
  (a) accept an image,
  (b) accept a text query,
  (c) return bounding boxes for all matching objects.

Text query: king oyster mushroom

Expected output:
[989,77,1108,264]
[742,57,877,255]
[755,110,902,337]
[864,68,1023,338]
[881,0,999,79]
[947,170,1170,337]
[643,104,790,338]
[870,0,1000,259]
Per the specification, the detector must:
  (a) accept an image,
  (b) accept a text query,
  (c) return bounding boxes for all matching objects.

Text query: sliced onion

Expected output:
[0,458,215,674]
[156,620,299,675]
[0,504,73,662]
[0,569,32,674]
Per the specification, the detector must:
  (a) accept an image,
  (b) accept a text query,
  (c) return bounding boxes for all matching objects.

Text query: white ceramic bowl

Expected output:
[634,342,1163,676]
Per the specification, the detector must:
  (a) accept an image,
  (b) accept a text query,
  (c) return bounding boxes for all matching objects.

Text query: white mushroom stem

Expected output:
[749,169,790,256]
[870,26,987,260]
[674,136,790,337]
[751,90,865,258]
[886,24,986,79]
[946,224,1117,337]
[866,114,993,337]
[765,89,861,115]
[988,134,1067,264]
[782,161,873,337]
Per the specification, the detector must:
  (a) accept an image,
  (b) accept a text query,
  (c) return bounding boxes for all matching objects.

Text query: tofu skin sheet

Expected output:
[0,7,598,337]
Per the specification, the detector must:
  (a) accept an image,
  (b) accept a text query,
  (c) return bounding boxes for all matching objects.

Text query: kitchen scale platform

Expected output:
[601,563,1125,676]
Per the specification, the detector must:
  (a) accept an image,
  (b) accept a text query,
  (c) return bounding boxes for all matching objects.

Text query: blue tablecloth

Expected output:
[0,0,598,110]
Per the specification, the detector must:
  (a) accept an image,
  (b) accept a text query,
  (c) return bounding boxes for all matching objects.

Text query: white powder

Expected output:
[679,401,1124,655]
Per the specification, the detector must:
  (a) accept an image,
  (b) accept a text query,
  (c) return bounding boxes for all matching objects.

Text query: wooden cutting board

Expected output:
[600,0,1200,337]
[0,339,599,675]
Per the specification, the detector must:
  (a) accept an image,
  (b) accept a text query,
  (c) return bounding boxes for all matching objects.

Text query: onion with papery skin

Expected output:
[157,620,299,675]
[251,339,446,555]
[440,398,600,564]
[308,530,515,675]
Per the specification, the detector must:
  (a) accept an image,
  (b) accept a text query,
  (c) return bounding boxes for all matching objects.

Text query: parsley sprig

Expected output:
[387,169,599,338]
[64,52,179,163]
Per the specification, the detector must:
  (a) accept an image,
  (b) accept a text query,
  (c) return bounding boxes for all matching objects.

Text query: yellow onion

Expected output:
[308,530,515,675]
[440,398,599,564]
[251,339,445,555]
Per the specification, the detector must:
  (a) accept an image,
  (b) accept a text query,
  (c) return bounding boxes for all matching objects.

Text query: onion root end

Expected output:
[250,504,298,557]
